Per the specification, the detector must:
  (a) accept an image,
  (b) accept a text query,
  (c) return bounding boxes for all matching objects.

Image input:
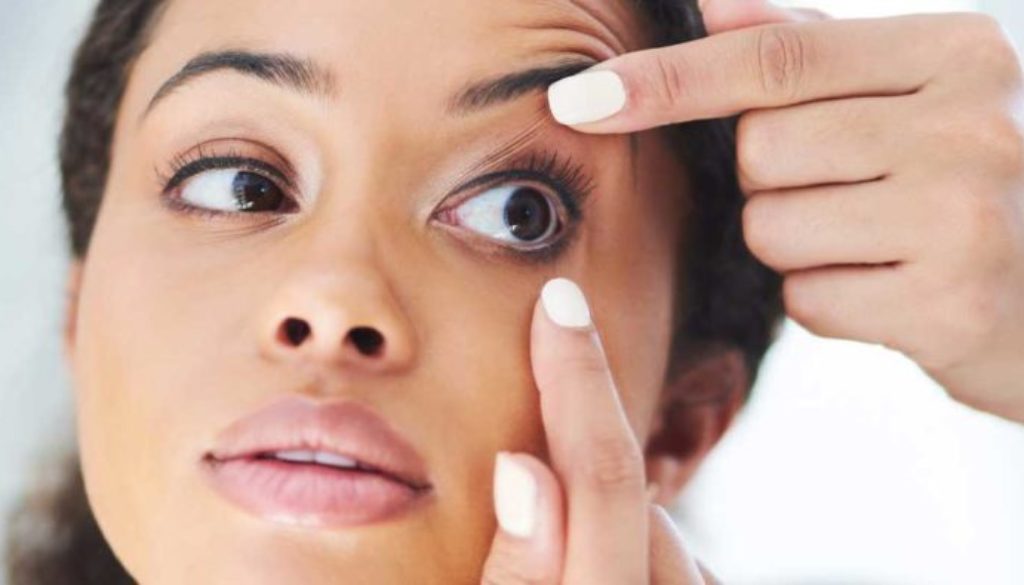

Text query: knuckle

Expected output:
[942,12,994,44]
[979,114,1024,176]
[574,433,645,494]
[755,26,812,100]
[950,13,1020,71]
[560,344,610,380]
[925,108,1024,179]
[652,52,686,112]
[627,48,697,120]
[961,12,1007,44]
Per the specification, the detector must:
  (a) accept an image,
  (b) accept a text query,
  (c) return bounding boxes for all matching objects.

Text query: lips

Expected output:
[201,396,433,528]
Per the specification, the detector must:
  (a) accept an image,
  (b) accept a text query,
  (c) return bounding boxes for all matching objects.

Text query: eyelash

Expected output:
[155,146,595,262]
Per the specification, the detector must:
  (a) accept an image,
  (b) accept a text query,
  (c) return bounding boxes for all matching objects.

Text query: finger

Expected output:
[649,504,704,585]
[531,278,648,584]
[742,179,920,273]
[700,0,831,35]
[696,561,723,585]
[782,263,912,346]
[481,452,566,584]
[547,15,945,132]
[736,96,905,192]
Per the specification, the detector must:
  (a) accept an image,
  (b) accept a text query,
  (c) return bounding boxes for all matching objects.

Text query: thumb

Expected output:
[699,0,830,35]
[479,452,566,584]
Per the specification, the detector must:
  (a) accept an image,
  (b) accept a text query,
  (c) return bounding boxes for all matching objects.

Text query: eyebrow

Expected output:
[141,50,598,121]
[445,58,598,115]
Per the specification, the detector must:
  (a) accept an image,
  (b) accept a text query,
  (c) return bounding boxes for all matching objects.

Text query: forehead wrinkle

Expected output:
[514,0,645,57]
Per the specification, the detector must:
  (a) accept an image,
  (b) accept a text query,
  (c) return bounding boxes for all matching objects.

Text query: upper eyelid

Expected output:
[159,146,595,218]
[439,169,583,221]
[167,156,295,190]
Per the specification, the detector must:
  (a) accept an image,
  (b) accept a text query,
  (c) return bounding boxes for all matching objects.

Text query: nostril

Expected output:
[280,317,312,346]
[348,327,385,357]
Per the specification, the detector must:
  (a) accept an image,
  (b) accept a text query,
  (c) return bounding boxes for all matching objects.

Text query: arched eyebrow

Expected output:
[141,50,337,121]
[445,58,598,115]
[140,50,598,123]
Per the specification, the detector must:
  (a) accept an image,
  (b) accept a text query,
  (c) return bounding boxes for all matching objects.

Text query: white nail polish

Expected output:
[494,453,537,539]
[547,70,627,125]
[541,278,592,329]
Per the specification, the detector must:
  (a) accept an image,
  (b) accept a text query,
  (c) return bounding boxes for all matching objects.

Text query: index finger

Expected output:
[531,278,649,584]
[547,14,950,132]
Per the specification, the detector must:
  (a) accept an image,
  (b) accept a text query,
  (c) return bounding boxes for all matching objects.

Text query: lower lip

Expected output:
[201,457,431,528]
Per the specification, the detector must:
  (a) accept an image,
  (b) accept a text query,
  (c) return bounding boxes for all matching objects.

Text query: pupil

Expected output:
[504,187,553,242]
[233,172,283,211]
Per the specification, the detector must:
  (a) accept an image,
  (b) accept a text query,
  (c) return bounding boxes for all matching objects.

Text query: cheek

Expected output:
[70,182,549,580]
[588,233,676,444]
[70,224,167,575]
[70,174,321,580]
[579,141,684,443]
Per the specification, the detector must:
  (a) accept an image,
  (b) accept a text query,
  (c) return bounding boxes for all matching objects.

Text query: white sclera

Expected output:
[454,185,557,244]
[179,168,243,211]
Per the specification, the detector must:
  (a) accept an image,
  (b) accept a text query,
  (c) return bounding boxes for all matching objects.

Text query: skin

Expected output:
[481,1,1024,584]
[573,2,1024,422]
[61,0,745,583]
[60,0,1024,582]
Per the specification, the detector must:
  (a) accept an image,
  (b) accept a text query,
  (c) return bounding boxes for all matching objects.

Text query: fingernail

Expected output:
[541,278,592,329]
[547,69,627,125]
[494,452,537,539]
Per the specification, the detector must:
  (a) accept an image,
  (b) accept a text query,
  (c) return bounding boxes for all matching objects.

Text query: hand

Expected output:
[546,0,1024,423]
[479,278,719,584]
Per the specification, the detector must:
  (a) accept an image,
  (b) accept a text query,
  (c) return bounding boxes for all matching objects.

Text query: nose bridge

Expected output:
[256,201,417,376]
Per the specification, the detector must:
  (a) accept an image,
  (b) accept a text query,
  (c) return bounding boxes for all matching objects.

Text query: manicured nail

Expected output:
[547,69,627,125]
[541,278,592,329]
[494,452,537,539]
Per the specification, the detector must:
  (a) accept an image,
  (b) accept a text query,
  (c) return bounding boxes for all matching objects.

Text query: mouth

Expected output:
[200,398,434,529]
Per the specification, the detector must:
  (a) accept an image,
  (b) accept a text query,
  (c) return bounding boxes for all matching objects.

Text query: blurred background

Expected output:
[2,1,1023,584]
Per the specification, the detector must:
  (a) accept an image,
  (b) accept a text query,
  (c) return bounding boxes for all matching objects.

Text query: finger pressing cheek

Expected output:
[530,278,648,584]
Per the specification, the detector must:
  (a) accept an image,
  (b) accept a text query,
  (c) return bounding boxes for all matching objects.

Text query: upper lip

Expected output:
[204,397,431,491]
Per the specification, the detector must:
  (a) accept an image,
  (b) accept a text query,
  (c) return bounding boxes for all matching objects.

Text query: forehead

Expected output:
[142,0,651,82]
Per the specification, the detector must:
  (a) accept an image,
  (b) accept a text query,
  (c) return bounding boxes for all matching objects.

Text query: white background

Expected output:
[1,1,1023,583]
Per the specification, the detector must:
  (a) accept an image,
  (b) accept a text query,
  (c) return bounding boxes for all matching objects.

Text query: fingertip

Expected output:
[540,277,592,330]
[546,68,627,127]
[485,452,566,583]
[494,452,539,539]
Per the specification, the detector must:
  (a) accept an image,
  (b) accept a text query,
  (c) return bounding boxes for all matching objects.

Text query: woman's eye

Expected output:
[177,168,293,214]
[448,184,562,248]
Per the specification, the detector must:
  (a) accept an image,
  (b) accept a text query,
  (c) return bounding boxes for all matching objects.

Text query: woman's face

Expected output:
[67,0,690,582]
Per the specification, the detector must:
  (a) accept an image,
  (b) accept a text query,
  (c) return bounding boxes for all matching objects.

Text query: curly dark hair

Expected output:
[5,0,783,582]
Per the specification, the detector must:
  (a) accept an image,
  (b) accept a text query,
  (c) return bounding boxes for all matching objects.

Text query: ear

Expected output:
[643,345,748,505]
[63,260,84,363]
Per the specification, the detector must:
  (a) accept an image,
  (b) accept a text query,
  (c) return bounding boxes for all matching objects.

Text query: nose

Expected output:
[258,268,417,374]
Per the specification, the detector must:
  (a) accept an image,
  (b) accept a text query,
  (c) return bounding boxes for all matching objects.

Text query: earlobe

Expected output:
[63,260,84,363]
[644,346,749,506]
